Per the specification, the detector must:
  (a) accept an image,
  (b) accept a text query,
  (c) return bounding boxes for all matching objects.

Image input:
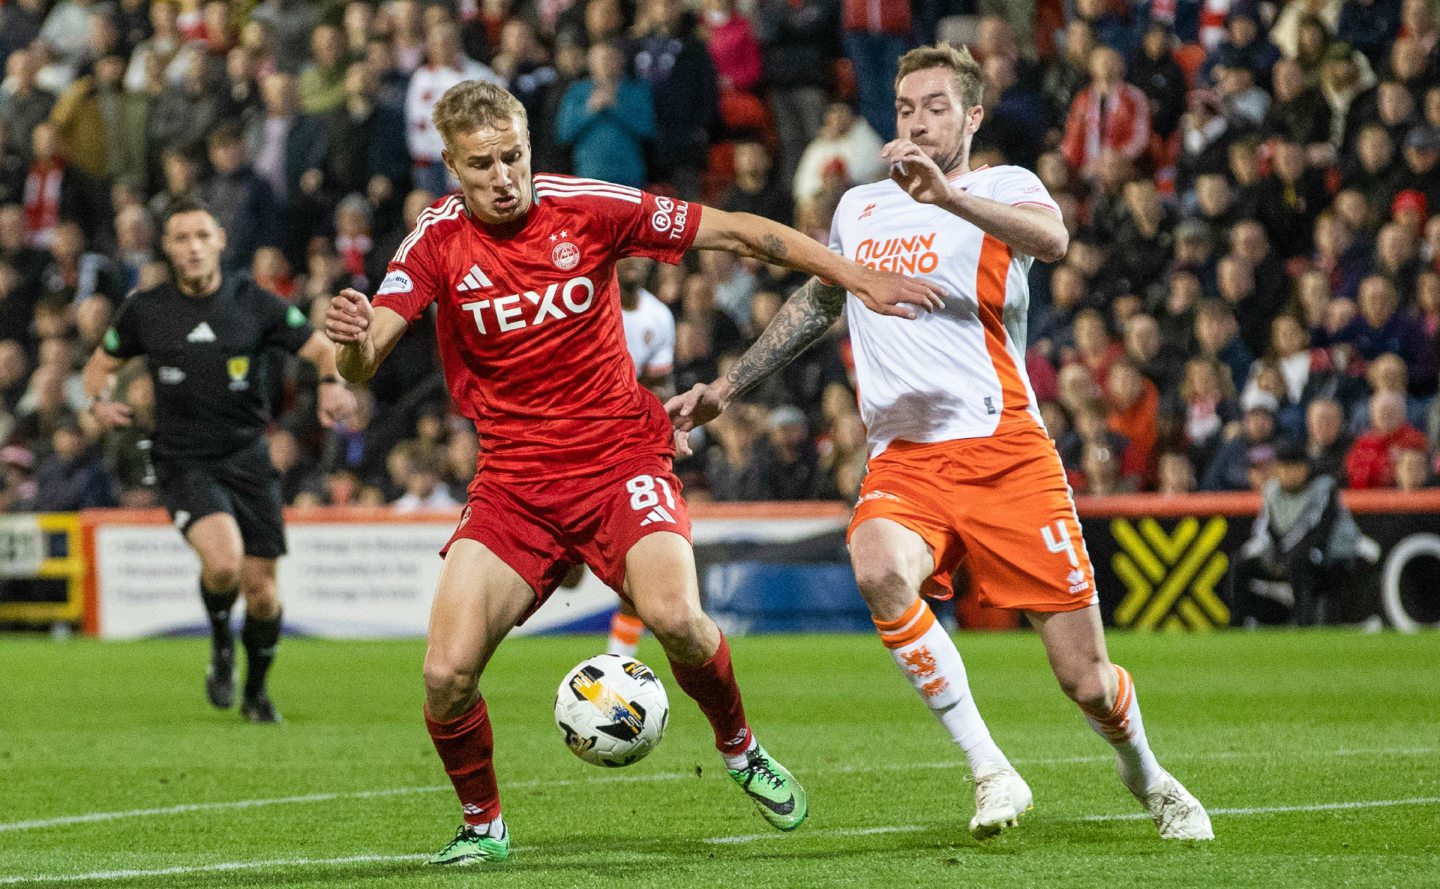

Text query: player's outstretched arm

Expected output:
[325,288,409,384]
[81,347,133,429]
[691,207,944,319]
[667,275,847,443]
[298,331,358,428]
[883,139,1069,263]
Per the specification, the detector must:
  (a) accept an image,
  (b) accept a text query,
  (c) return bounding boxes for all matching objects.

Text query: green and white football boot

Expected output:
[429,823,511,865]
[727,743,808,831]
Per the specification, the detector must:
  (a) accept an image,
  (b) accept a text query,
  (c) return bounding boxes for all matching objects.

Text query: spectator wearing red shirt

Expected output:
[1061,45,1152,180]
[1346,390,1430,487]
[1106,359,1160,486]
[1067,308,1125,390]
[701,0,763,95]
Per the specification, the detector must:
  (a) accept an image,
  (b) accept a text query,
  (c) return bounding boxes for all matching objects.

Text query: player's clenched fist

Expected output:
[325,288,374,344]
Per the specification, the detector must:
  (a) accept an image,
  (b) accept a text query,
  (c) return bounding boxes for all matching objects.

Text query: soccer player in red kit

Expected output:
[325,80,943,865]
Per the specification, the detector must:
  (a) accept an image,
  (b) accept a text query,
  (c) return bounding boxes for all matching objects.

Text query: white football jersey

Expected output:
[829,165,1059,456]
[621,288,675,379]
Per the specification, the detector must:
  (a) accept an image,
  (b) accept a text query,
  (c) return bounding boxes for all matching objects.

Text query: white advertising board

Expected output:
[91,514,848,639]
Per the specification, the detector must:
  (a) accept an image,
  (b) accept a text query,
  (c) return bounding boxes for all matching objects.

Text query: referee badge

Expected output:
[227,356,250,391]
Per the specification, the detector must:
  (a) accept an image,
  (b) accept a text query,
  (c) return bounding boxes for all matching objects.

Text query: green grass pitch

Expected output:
[2,630,1438,887]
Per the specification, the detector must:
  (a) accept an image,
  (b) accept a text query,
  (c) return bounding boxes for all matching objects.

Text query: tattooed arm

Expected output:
[666,276,847,436]
[691,207,943,319]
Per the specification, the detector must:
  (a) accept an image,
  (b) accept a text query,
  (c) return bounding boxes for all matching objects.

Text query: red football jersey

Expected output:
[373,175,700,478]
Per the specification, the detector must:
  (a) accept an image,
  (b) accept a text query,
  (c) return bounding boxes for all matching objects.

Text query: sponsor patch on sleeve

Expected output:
[377,270,414,295]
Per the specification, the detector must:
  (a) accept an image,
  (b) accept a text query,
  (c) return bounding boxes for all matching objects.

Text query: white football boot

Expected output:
[969,767,1034,840]
[1137,770,1214,840]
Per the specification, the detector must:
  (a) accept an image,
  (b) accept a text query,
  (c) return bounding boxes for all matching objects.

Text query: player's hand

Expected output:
[325,288,373,344]
[883,138,952,207]
[316,381,358,429]
[666,383,727,436]
[673,426,696,458]
[849,265,946,320]
[90,399,133,429]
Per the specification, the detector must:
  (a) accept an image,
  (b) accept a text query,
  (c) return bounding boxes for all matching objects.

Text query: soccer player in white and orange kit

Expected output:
[670,44,1213,841]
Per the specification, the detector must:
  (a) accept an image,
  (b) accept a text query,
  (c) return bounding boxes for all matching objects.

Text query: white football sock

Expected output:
[875,599,1012,777]
[1082,664,1165,796]
[722,735,758,770]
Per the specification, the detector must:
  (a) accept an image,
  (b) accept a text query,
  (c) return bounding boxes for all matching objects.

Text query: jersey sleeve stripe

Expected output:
[533,174,640,195]
[534,181,644,199]
[534,187,642,205]
[392,196,463,264]
[393,196,461,261]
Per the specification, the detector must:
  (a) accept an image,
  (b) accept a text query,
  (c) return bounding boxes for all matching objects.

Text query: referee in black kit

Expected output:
[83,199,356,723]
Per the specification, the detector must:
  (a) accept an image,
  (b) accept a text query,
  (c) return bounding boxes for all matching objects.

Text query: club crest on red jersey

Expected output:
[550,230,581,271]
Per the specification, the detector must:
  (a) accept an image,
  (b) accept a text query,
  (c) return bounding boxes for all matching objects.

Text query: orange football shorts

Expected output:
[847,424,1098,613]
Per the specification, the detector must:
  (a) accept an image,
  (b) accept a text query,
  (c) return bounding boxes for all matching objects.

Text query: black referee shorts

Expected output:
[155,438,287,559]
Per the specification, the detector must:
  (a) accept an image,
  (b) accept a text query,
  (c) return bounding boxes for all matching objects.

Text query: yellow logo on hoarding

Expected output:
[1112,517,1230,630]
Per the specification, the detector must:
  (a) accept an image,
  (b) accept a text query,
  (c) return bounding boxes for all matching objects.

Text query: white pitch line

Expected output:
[3,746,1435,835]
[1067,795,1440,823]
[705,825,928,845]
[0,854,426,886]
[703,796,1440,844]
[7,796,1440,884]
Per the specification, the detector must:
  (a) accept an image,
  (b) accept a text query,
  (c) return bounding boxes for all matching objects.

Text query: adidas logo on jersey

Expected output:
[639,506,675,527]
[186,322,216,343]
[456,264,492,292]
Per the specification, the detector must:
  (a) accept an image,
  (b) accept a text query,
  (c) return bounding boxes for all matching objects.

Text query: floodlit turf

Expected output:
[1,630,1438,888]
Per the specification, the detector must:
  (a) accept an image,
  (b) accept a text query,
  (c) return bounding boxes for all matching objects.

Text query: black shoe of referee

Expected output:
[241,691,282,724]
[206,638,236,709]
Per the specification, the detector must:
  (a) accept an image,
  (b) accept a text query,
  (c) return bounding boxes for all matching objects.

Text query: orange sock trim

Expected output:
[874,599,936,649]
[610,612,645,646]
[1083,664,1135,742]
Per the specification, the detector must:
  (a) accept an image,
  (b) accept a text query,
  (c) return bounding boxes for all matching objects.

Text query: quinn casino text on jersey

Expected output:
[853,233,940,275]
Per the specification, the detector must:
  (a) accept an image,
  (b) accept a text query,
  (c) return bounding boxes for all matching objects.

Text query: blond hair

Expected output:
[895,43,985,109]
[432,80,528,147]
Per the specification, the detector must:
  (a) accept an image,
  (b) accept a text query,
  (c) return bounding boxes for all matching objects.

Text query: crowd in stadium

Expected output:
[1,0,1439,514]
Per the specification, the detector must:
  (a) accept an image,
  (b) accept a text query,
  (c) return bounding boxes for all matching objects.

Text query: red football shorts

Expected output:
[444,454,692,622]
[847,425,1098,613]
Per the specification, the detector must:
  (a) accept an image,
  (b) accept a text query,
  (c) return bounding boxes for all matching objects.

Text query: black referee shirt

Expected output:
[103,276,314,460]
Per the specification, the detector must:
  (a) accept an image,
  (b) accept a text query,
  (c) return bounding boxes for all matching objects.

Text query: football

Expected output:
[554,654,670,767]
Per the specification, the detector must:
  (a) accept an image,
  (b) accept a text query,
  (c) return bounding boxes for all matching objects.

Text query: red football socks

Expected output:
[668,634,752,756]
[425,696,501,825]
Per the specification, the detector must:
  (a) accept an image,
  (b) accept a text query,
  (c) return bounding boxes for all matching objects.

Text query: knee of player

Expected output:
[853,563,914,608]
[640,604,704,649]
[422,658,479,703]
[203,562,242,593]
[1059,665,1114,712]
